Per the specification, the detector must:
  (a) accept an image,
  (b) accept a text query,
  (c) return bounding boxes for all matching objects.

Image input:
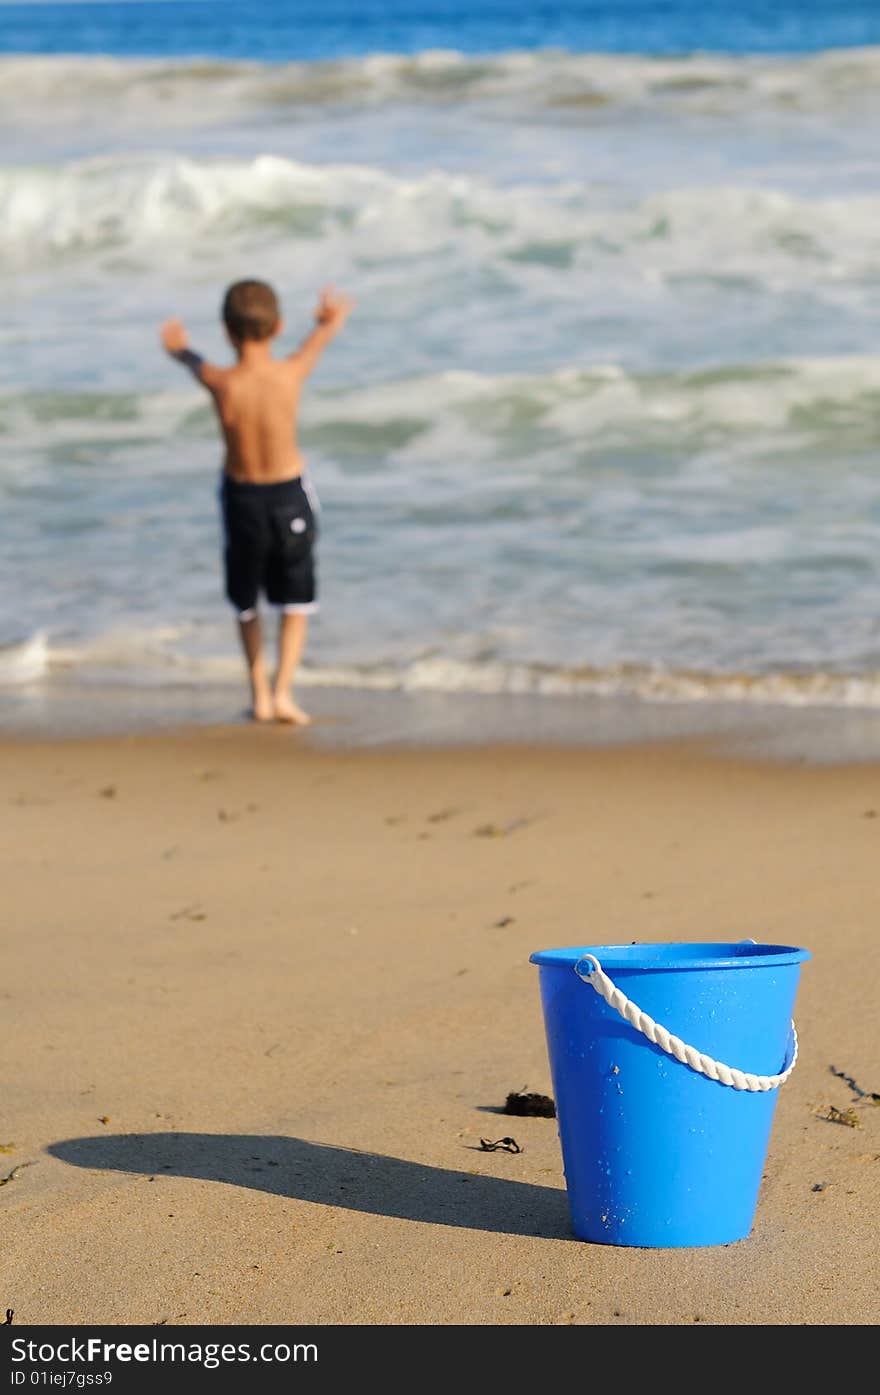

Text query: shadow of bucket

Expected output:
[530,941,810,1248]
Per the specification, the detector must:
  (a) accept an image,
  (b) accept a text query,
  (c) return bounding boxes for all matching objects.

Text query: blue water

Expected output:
[3,0,880,60]
[3,1,880,713]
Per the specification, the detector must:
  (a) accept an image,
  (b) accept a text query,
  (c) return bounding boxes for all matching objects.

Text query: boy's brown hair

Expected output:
[222,279,280,342]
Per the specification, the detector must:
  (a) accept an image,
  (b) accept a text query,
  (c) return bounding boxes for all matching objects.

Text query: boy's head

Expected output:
[222,279,281,343]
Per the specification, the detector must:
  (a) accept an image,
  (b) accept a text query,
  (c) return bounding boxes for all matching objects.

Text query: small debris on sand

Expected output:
[473,817,532,839]
[504,1089,556,1118]
[823,1105,861,1129]
[829,1065,880,1104]
[0,1162,34,1188]
[479,1137,522,1153]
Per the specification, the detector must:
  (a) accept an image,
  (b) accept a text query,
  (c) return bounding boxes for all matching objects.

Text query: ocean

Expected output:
[3,1,880,727]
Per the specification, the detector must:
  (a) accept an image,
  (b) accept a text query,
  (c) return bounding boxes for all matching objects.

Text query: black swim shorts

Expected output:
[221,473,318,619]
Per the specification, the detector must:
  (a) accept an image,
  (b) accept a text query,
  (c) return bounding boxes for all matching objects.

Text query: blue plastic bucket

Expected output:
[530,941,810,1247]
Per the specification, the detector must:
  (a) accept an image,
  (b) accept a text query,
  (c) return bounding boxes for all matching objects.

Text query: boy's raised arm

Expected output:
[289,287,354,376]
[160,318,221,389]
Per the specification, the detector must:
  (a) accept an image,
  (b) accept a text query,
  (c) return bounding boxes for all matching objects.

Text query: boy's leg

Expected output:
[273,610,310,725]
[222,478,272,723]
[237,612,274,722]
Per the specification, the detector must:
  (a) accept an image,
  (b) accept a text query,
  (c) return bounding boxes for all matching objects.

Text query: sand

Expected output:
[2,726,878,1325]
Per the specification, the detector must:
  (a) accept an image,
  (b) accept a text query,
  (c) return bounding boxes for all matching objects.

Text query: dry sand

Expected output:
[2,727,878,1325]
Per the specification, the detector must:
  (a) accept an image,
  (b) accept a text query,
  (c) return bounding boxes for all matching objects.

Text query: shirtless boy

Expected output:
[160,280,353,724]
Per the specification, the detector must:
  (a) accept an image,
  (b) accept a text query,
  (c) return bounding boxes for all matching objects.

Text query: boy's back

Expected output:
[208,352,307,483]
[161,280,353,484]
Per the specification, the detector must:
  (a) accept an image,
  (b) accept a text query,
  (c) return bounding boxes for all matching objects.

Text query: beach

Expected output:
[3,0,880,1335]
[3,722,878,1325]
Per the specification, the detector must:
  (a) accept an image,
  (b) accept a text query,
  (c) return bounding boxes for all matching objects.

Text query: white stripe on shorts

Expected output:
[301,468,320,515]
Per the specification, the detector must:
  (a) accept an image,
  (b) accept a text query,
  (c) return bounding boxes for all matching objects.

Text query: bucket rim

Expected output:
[529,941,811,971]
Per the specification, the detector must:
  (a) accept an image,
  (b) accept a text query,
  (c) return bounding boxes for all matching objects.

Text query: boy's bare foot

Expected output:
[251,688,274,723]
[274,695,312,726]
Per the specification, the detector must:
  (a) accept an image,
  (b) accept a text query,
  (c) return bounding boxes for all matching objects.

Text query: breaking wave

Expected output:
[4,47,880,123]
[2,151,879,294]
[22,628,880,711]
[5,355,880,457]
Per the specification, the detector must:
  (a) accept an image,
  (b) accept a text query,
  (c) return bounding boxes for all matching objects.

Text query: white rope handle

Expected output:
[574,954,798,1092]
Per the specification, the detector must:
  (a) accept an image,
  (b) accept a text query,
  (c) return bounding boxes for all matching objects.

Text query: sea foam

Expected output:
[2,152,880,294]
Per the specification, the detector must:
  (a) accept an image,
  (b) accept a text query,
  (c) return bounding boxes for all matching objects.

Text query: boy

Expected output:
[160,280,353,724]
